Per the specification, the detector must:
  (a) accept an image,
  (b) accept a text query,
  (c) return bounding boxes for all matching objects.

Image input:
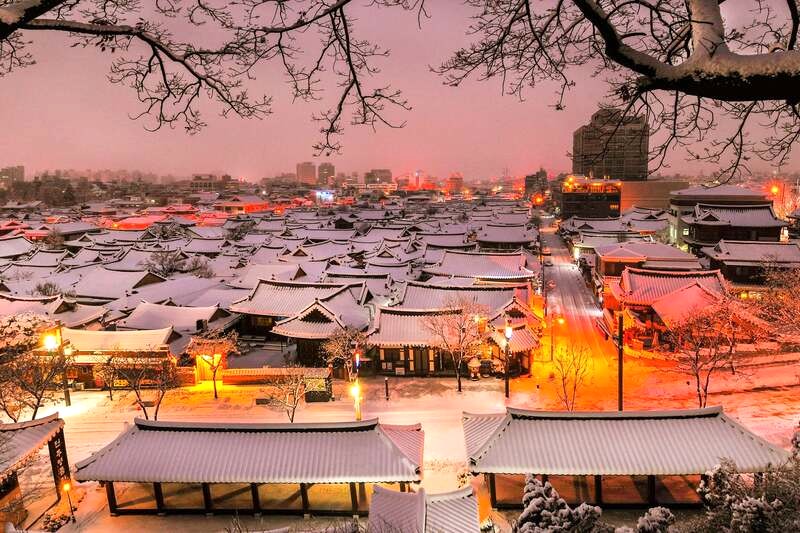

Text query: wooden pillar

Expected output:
[541,474,549,483]
[154,483,165,515]
[488,474,497,508]
[349,482,358,516]
[399,482,407,492]
[647,476,657,505]
[250,483,261,516]
[594,476,603,505]
[106,482,118,516]
[202,483,213,515]
[300,483,310,517]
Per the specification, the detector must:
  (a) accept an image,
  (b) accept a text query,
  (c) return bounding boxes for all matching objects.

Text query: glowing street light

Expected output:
[549,315,565,361]
[349,380,362,421]
[503,320,513,399]
[62,479,76,523]
[770,184,780,195]
[42,326,71,407]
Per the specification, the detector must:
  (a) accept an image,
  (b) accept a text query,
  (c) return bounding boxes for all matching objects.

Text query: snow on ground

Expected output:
[21,356,800,532]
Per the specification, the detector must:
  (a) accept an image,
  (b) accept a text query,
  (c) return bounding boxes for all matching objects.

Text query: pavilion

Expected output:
[75,418,423,517]
[463,406,789,509]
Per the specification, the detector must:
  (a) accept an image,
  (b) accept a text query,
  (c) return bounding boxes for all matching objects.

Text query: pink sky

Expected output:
[0,3,790,180]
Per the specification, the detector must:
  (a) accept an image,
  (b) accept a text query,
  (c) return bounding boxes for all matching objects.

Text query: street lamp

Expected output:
[549,315,565,361]
[62,480,76,523]
[349,379,362,421]
[503,322,513,399]
[42,325,71,407]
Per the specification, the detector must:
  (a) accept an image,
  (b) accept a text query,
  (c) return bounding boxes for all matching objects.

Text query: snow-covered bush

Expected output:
[635,507,675,533]
[694,452,800,532]
[512,475,601,532]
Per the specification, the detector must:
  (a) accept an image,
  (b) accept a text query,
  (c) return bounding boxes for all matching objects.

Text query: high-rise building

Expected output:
[572,109,649,181]
[365,169,392,184]
[446,173,464,194]
[556,175,622,219]
[296,162,317,185]
[524,169,548,198]
[318,162,335,185]
[0,165,25,182]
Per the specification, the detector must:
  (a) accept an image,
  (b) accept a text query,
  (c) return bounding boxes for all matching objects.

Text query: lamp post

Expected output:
[349,379,362,421]
[503,322,513,399]
[62,480,76,523]
[43,324,71,407]
[549,315,565,361]
[617,313,624,411]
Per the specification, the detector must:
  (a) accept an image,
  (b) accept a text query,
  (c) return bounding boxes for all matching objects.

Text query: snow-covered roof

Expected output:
[368,486,480,533]
[670,184,767,200]
[424,250,538,280]
[463,407,788,475]
[115,302,231,333]
[75,418,423,484]
[0,235,34,258]
[71,266,165,300]
[0,414,65,482]
[611,268,725,306]
[476,224,537,245]
[595,241,700,269]
[392,281,529,312]
[0,294,106,327]
[701,240,800,266]
[230,280,362,317]
[61,326,172,353]
[367,307,444,347]
[681,204,787,228]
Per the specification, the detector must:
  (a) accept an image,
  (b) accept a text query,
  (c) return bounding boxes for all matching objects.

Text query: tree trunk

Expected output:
[212,367,219,399]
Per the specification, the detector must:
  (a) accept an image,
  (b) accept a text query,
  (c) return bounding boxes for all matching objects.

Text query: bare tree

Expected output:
[321,327,366,382]
[184,256,214,279]
[94,356,119,401]
[186,330,238,400]
[267,367,306,423]
[4,1,798,171]
[112,354,178,420]
[43,229,64,250]
[552,343,591,411]
[421,296,488,393]
[660,298,765,408]
[0,314,66,421]
[751,266,800,337]
[144,250,185,277]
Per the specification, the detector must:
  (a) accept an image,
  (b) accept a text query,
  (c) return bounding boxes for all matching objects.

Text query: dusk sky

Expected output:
[0,2,787,180]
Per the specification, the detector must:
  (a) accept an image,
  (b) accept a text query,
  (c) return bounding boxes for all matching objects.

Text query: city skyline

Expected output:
[3,3,799,180]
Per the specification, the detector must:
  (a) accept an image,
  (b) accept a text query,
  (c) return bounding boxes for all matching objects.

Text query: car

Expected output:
[541,247,552,256]
[544,258,554,266]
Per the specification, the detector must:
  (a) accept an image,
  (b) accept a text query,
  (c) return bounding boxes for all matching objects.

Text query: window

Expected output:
[682,228,689,236]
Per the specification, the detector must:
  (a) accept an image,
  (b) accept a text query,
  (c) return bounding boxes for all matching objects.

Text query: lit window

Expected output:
[682,228,689,236]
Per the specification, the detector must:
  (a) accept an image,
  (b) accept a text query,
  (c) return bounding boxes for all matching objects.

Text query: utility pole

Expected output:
[617,314,624,411]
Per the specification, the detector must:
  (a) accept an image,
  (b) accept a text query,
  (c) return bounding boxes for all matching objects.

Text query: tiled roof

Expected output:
[477,224,537,245]
[424,250,538,280]
[75,418,422,484]
[367,308,442,347]
[392,281,529,313]
[62,326,172,352]
[681,204,787,228]
[701,240,800,266]
[463,407,788,475]
[368,486,480,533]
[613,268,725,306]
[229,280,363,318]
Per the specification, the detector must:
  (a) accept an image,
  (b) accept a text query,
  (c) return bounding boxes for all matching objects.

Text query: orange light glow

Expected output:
[770,185,780,195]
[62,481,71,492]
[556,316,565,326]
[42,333,59,351]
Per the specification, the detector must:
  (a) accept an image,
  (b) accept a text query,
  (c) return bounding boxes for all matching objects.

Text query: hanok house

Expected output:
[700,240,800,289]
[604,268,726,349]
[476,224,538,252]
[74,418,423,517]
[229,280,369,363]
[592,241,701,302]
[0,414,71,527]
[464,407,788,510]
[59,327,172,388]
[679,204,787,254]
